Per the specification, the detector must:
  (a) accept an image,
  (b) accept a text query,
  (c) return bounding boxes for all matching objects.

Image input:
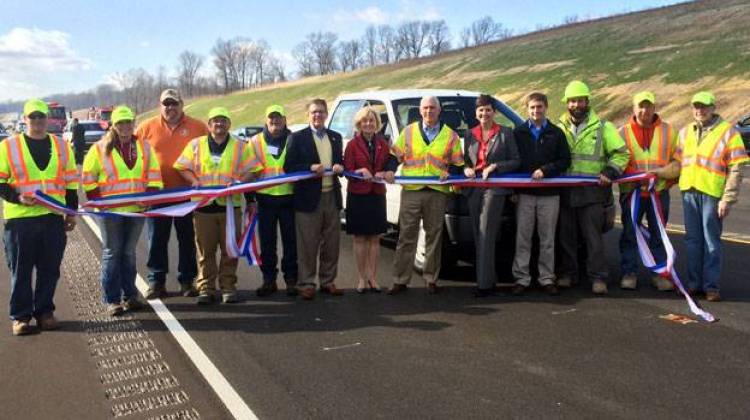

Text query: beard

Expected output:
[568,105,589,122]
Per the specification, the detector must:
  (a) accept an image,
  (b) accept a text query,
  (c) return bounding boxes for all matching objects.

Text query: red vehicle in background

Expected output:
[46,102,67,135]
[97,106,113,130]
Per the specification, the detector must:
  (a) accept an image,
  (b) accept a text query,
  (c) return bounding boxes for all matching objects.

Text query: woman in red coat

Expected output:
[344,107,398,293]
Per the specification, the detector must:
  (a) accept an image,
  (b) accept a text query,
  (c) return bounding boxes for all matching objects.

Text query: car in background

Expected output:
[14,122,26,133]
[736,113,750,153]
[62,120,107,151]
[327,89,524,275]
[0,125,9,141]
[232,126,264,141]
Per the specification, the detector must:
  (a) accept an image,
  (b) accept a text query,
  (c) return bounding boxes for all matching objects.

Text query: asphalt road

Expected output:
[2,189,750,419]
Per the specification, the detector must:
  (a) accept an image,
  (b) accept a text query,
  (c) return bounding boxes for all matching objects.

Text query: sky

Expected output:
[0,0,681,102]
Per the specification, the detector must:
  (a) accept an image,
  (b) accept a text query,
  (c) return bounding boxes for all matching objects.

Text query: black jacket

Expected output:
[463,124,520,196]
[283,126,344,212]
[513,120,571,196]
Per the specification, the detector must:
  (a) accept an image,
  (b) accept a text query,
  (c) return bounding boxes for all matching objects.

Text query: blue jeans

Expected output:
[146,207,197,287]
[99,216,145,304]
[619,189,670,274]
[3,214,67,320]
[682,190,723,292]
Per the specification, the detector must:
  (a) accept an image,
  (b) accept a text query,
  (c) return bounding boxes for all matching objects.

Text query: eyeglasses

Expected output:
[162,100,180,107]
[27,114,47,120]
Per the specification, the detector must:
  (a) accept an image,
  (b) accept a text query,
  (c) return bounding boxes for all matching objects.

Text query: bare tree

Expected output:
[362,25,378,67]
[563,14,580,25]
[176,50,204,97]
[293,41,316,77]
[469,16,512,46]
[460,27,472,48]
[306,31,338,75]
[426,20,451,55]
[113,68,154,114]
[211,38,241,93]
[253,39,270,87]
[396,21,430,59]
[266,54,287,83]
[338,39,362,72]
[377,25,396,64]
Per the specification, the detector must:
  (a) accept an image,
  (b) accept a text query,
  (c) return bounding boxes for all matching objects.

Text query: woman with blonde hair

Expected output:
[82,105,163,315]
[344,107,398,292]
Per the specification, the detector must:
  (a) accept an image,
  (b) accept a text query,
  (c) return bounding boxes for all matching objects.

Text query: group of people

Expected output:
[1,81,747,336]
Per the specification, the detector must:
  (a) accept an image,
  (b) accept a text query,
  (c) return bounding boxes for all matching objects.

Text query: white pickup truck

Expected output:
[326,89,524,275]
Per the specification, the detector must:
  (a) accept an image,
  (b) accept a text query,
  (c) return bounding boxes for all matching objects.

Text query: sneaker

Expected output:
[12,320,33,336]
[36,313,59,330]
[620,273,637,290]
[145,285,167,300]
[222,292,239,304]
[196,292,214,305]
[705,291,721,302]
[107,303,124,317]
[557,276,573,288]
[180,283,198,297]
[651,276,675,292]
[123,297,145,311]
[592,280,608,295]
[256,282,278,297]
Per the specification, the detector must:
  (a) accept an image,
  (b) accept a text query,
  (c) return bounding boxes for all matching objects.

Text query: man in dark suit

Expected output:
[283,99,345,300]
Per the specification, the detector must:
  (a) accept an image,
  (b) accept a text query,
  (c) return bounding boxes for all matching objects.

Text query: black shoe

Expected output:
[543,284,560,296]
[256,282,278,297]
[511,284,526,296]
[387,284,408,295]
[180,283,198,297]
[146,285,167,300]
[474,288,495,298]
[286,287,298,297]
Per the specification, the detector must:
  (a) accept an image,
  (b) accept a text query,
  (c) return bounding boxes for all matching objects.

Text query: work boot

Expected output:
[180,283,198,297]
[123,297,145,312]
[146,284,167,300]
[196,292,214,305]
[12,320,33,336]
[36,313,59,330]
[107,303,124,317]
[705,291,721,302]
[542,284,560,296]
[557,276,573,288]
[256,282,278,297]
[222,292,239,304]
[592,280,608,295]
[620,273,637,290]
[651,276,675,292]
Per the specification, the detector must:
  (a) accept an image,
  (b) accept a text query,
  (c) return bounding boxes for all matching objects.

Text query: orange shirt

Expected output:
[136,114,208,188]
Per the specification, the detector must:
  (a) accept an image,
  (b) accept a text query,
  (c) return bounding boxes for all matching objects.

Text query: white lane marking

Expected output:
[322,342,362,351]
[82,215,258,420]
[551,309,578,316]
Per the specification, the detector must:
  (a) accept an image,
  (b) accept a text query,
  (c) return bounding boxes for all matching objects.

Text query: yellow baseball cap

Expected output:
[265,104,286,117]
[633,91,655,106]
[23,99,49,117]
[691,91,715,106]
[207,107,231,121]
[111,105,135,125]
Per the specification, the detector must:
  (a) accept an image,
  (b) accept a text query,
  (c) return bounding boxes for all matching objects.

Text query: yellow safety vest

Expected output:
[81,138,163,212]
[0,134,78,219]
[248,132,292,196]
[677,119,750,198]
[174,135,256,206]
[392,123,463,193]
[618,121,677,193]
[559,110,629,177]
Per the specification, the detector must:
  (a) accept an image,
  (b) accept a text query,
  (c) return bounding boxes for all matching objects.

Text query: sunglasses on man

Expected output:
[27,113,47,120]
[162,100,180,107]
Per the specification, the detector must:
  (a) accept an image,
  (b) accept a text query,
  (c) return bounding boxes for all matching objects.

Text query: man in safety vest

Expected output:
[248,105,298,297]
[0,99,79,336]
[557,81,629,295]
[675,91,749,302]
[618,91,680,291]
[174,107,259,304]
[388,96,464,295]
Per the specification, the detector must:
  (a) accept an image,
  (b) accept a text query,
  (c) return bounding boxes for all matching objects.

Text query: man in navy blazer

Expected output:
[283,99,345,299]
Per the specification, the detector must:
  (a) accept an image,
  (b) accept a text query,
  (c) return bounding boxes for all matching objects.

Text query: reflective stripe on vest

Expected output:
[619,122,673,192]
[93,140,151,197]
[250,132,292,196]
[194,136,244,205]
[401,123,458,193]
[677,121,734,198]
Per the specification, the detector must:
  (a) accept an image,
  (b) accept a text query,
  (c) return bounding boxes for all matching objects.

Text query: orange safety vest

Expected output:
[619,121,676,192]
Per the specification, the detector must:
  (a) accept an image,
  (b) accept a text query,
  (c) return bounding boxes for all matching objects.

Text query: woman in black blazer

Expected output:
[463,94,520,297]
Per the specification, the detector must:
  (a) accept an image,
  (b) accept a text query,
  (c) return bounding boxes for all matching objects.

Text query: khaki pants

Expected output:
[513,194,559,286]
[392,188,447,286]
[194,209,240,293]
[295,192,340,289]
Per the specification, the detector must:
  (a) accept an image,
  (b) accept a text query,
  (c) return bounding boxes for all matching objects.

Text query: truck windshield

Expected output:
[392,96,516,137]
[48,107,66,120]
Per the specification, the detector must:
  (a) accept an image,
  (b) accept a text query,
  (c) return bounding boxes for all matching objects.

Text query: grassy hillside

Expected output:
[145,0,750,129]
